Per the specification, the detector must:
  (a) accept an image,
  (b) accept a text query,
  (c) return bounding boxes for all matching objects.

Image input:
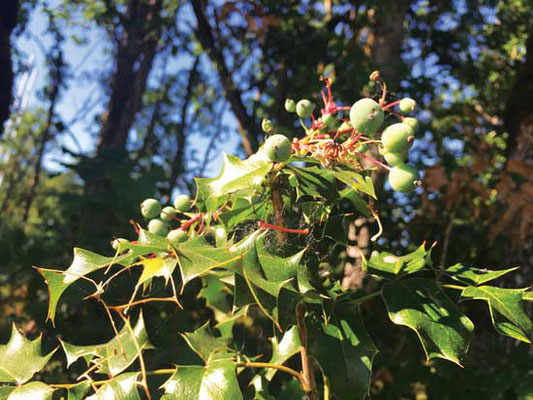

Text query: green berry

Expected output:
[263,134,292,162]
[381,123,414,153]
[173,194,191,212]
[141,198,162,219]
[111,238,129,250]
[148,219,169,236]
[388,163,420,193]
[285,98,296,113]
[321,113,337,128]
[262,118,272,133]
[160,206,178,222]
[167,229,188,245]
[399,98,416,114]
[382,149,408,166]
[403,117,419,131]
[349,98,384,136]
[296,99,315,118]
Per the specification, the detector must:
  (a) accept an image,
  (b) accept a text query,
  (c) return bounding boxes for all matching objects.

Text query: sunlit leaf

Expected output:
[265,325,301,380]
[286,165,337,201]
[363,244,432,279]
[0,324,56,384]
[445,264,519,286]
[461,286,532,343]
[382,278,474,365]
[5,381,54,400]
[332,164,376,198]
[181,322,231,362]
[86,373,140,400]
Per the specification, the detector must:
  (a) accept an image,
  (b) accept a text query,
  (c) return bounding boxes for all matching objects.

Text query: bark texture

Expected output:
[0,0,18,137]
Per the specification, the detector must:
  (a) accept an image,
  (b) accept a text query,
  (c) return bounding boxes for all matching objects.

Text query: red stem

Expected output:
[382,99,401,110]
[179,214,202,231]
[354,152,390,170]
[129,219,140,234]
[258,221,309,235]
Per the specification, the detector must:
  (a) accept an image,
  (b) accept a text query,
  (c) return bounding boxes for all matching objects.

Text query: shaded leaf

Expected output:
[461,286,532,343]
[445,263,519,286]
[0,324,56,384]
[332,164,376,198]
[286,165,337,201]
[181,322,231,362]
[256,233,304,282]
[307,304,378,400]
[382,278,474,365]
[60,312,153,375]
[67,381,92,400]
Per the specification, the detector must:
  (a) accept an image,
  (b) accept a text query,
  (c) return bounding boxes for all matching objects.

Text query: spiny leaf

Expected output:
[382,278,474,366]
[217,197,270,230]
[461,286,532,343]
[331,164,376,198]
[256,233,305,282]
[181,322,231,362]
[4,381,54,400]
[36,249,130,323]
[0,324,56,384]
[86,372,140,400]
[265,325,301,381]
[363,244,432,279]
[445,264,519,286]
[195,153,272,211]
[176,236,243,288]
[286,165,337,201]
[67,381,92,400]
[137,257,177,287]
[60,312,153,375]
[161,351,243,400]
[306,303,378,400]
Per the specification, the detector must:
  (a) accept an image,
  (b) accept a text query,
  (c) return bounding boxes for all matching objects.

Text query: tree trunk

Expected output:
[191,0,260,156]
[0,0,18,137]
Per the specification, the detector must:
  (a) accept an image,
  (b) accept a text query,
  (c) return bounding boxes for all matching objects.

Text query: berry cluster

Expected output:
[261,72,422,193]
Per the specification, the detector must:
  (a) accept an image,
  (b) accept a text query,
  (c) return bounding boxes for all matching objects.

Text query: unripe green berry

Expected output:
[160,206,178,222]
[296,99,315,118]
[284,98,296,113]
[399,98,416,114]
[167,229,188,245]
[349,98,384,136]
[141,198,162,219]
[262,118,272,133]
[382,149,408,166]
[263,134,292,162]
[111,238,129,250]
[388,163,420,193]
[403,117,419,131]
[381,123,414,153]
[321,113,337,128]
[173,194,191,212]
[148,218,169,236]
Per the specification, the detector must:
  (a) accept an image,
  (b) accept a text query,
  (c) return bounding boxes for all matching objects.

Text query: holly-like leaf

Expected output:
[363,244,432,279]
[5,381,54,400]
[176,236,243,287]
[445,264,519,286]
[307,304,378,400]
[218,197,270,230]
[0,324,56,384]
[265,325,301,380]
[86,373,140,400]
[286,165,337,201]
[340,188,371,217]
[195,154,272,211]
[137,257,177,287]
[461,286,532,343]
[382,278,474,366]
[332,164,376,198]
[67,381,92,400]
[256,233,305,282]
[60,312,153,375]
[161,351,243,400]
[36,249,130,323]
[181,322,231,362]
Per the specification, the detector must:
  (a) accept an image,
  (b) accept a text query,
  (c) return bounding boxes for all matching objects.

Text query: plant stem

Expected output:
[296,303,319,400]
[243,362,303,382]
[270,172,287,244]
[442,284,466,291]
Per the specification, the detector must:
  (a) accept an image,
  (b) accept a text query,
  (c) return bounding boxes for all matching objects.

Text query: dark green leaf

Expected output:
[445,263,519,286]
[181,322,231,362]
[286,165,337,201]
[0,324,56,384]
[67,381,91,400]
[382,278,474,365]
[331,164,376,198]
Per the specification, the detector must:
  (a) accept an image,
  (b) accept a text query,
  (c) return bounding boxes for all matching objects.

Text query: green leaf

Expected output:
[0,324,56,384]
[181,322,231,362]
[5,381,54,400]
[331,164,376,198]
[256,233,305,282]
[161,351,243,400]
[176,236,243,287]
[307,304,378,400]
[382,278,474,365]
[36,248,130,323]
[286,165,337,201]
[60,312,153,375]
[86,373,140,400]
[265,325,301,381]
[195,154,272,211]
[137,257,177,287]
[339,188,371,216]
[67,381,92,400]
[461,286,532,343]
[445,263,519,286]
[218,198,270,230]
[363,244,432,279]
